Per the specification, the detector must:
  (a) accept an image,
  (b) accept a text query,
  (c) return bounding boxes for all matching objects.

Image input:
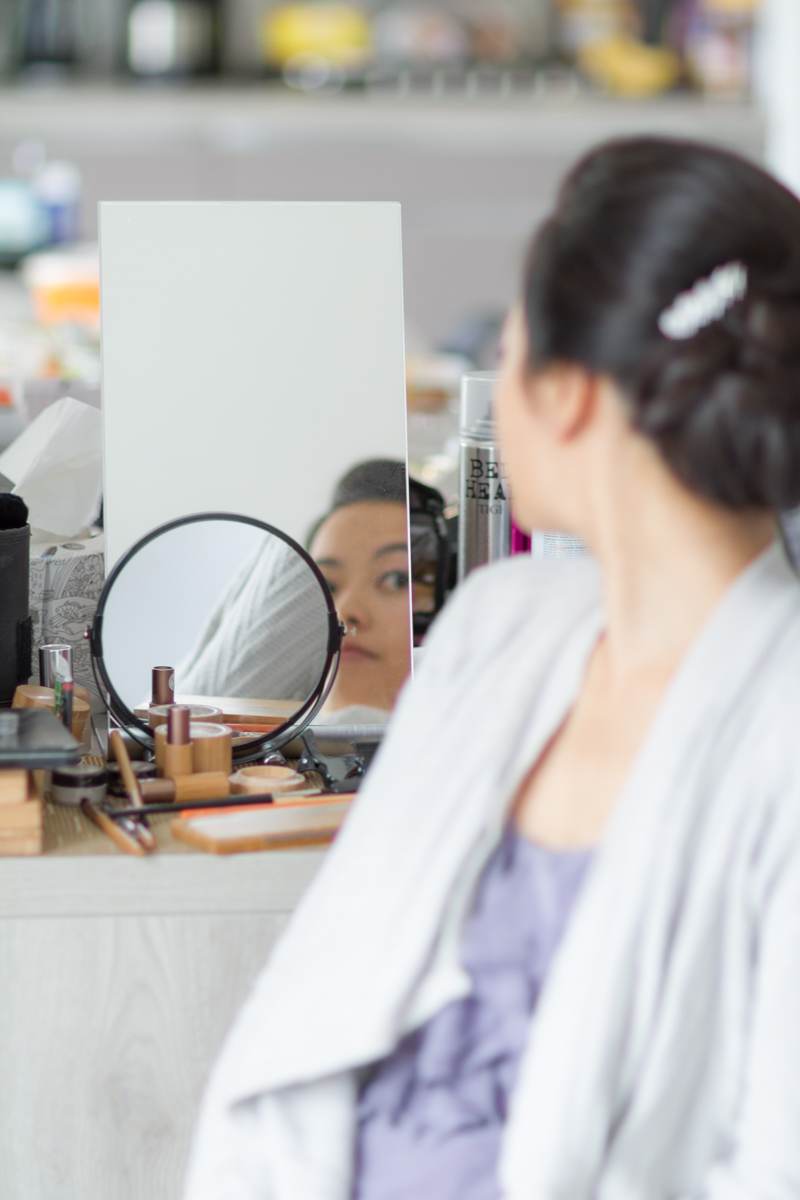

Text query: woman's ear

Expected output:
[525,362,599,443]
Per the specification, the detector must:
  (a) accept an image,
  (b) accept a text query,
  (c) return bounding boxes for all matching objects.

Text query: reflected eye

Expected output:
[322,576,338,597]
[377,569,409,593]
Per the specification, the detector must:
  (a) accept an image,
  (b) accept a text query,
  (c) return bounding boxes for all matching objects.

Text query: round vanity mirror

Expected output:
[90,513,342,762]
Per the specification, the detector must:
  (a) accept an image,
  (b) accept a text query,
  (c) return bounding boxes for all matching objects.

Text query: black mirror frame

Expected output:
[89,512,343,765]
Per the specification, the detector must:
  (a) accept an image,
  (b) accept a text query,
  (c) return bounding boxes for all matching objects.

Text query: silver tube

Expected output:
[308,724,386,742]
[39,643,73,688]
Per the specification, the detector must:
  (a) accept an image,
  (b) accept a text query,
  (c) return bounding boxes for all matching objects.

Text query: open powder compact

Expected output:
[230,765,307,795]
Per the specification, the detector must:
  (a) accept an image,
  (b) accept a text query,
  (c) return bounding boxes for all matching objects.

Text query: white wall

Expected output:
[757,0,800,195]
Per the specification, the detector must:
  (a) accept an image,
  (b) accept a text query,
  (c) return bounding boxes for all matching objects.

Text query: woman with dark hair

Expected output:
[185,138,800,1200]
[309,460,412,722]
[178,459,418,721]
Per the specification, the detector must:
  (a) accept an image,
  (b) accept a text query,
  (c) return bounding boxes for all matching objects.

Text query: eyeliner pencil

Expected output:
[108,791,354,819]
[108,793,278,818]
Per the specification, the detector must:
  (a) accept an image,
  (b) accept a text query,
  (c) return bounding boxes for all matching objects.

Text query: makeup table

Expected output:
[0,801,326,1200]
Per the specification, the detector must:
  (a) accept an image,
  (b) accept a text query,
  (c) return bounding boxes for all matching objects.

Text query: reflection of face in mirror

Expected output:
[99,465,415,735]
[311,501,411,716]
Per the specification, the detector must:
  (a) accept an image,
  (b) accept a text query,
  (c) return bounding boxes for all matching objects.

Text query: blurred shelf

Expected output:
[0,83,764,347]
[0,83,763,158]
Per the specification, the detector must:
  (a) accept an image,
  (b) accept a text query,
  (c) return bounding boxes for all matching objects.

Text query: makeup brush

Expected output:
[0,495,29,530]
[82,800,147,857]
[109,730,156,851]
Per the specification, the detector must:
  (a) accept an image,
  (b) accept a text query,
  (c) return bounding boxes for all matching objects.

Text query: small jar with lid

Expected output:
[51,764,107,806]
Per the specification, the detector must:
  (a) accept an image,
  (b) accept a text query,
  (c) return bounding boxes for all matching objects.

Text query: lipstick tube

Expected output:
[151,665,175,707]
[163,705,193,779]
[141,772,231,803]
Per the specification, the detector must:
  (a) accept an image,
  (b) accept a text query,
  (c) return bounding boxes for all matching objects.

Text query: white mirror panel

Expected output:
[100,201,408,567]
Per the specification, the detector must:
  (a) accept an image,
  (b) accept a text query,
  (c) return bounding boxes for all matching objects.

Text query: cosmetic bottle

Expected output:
[19,0,81,72]
[163,705,194,779]
[457,371,511,581]
[151,665,174,707]
[190,722,232,776]
[127,0,218,76]
[529,531,588,558]
[39,642,73,730]
[39,643,72,689]
[31,159,82,245]
[511,521,531,554]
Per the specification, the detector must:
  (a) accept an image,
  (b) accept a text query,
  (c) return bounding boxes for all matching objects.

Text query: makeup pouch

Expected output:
[0,524,32,705]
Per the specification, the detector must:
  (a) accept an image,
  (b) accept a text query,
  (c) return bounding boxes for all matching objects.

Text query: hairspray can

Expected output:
[457,371,511,581]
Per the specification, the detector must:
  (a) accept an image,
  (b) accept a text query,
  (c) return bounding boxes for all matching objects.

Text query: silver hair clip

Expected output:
[658,261,748,341]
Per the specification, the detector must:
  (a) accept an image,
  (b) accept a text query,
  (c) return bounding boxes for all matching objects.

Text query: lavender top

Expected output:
[354,831,592,1200]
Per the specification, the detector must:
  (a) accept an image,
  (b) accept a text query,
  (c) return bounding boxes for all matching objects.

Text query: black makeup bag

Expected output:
[0,499,33,706]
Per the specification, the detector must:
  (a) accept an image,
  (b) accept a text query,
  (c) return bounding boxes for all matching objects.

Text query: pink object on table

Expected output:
[511,521,530,555]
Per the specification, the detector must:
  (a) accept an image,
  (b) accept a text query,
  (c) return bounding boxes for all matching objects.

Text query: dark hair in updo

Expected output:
[306,459,406,547]
[330,459,406,509]
[523,137,800,510]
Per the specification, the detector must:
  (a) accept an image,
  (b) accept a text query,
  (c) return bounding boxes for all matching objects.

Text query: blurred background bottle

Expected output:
[20,0,81,73]
[457,371,511,581]
[126,0,219,76]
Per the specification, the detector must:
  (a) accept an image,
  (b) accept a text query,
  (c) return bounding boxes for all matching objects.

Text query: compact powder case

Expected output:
[51,764,108,807]
[106,760,158,798]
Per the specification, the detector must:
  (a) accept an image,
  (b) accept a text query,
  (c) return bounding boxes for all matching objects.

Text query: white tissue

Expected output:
[0,396,102,537]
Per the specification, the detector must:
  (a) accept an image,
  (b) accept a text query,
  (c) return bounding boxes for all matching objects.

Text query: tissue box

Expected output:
[29,532,105,714]
[0,395,103,539]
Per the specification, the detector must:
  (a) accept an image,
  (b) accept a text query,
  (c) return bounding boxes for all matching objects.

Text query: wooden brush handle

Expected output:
[82,801,146,857]
[109,730,144,807]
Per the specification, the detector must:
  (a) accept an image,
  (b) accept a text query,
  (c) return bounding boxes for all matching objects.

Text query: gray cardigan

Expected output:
[184,542,800,1200]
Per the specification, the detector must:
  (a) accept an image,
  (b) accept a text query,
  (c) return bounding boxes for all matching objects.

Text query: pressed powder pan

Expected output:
[229,765,307,795]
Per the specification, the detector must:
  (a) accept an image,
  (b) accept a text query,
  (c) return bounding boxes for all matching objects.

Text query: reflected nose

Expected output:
[337,581,371,633]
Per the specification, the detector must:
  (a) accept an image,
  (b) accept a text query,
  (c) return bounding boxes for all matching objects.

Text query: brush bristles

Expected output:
[0,494,29,531]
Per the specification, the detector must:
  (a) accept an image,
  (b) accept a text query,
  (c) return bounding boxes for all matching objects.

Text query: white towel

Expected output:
[185,543,800,1200]
[177,534,329,702]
